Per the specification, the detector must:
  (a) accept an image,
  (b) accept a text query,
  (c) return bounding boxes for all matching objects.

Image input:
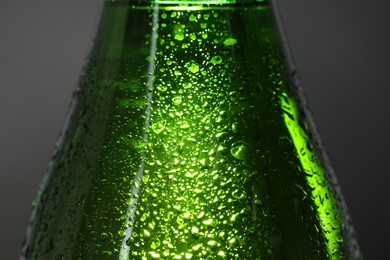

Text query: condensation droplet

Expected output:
[150,251,160,258]
[157,85,168,92]
[118,230,126,237]
[144,229,151,237]
[183,82,192,89]
[211,55,223,65]
[172,96,182,106]
[131,138,144,149]
[175,33,184,41]
[191,226,199,233]
[223,37,237,46]
[174,24,185,41]
[100,232,108,241]
[152,120,166,134]
[151,238,161,249]
[231,142,249,160]
[186,61,200,73]
[189,14,197,22]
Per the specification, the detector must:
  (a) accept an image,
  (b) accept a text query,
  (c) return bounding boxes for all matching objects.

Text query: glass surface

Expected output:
[21,1,361,259]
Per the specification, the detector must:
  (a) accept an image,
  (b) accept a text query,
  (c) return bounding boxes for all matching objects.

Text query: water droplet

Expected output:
[201,115,210,124]
[215,132,227,140]
[130,99,147,109]
[180,123,190,129]
[131,138,144,149]
[175,33,184,41]
[230,212,240,222]
[157,85,168,92]
[231,142,249,160]
[151,238,161,249]
[197,211,205,218]
[150,251,160,258]
[190,33,196,41]
[152,120,166,134]
[232,189,246,200]
[182,212,192,219]
[223,37,237,46]
[203,219,213,225]
[174,24,185,41]
[207,240,217,246]
[199,158,207,165]
[186,61,199,73]
[211,55,223,65]
[144,229,151,237]
[191,245,201,252]
[232,122,238,133]
[186,137,196,142]
[172,96,182,106]
[126,198,135,205]
[202,218,218,227]
[183,82,192,89]
[125,237,132,246]
[191,226,199,233]
[101,232,108,241]
[194,188,202,193]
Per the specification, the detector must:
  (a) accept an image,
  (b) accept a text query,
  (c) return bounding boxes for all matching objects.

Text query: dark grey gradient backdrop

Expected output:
[0,0,388,258]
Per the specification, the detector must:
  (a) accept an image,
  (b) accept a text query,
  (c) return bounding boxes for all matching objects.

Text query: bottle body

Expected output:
[22,1,360,259]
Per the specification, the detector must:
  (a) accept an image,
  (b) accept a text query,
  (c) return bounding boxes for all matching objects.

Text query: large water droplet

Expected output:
[152,120,166,134]
[223,37,237,46]
[189,14,197,22]
[186,61,200,73]
[211,55,223,65]
[157,85,168,92]
[174,24,185,41]
[151,238,161,249]
[131,138,144,149]
[231,141,249,160]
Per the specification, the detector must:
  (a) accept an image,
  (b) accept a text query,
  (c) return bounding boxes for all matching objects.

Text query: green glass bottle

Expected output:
[21,0,361,259]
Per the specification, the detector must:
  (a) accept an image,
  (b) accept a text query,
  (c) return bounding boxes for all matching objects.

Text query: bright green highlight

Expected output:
[118,7,280,259]
[281,93,343,259]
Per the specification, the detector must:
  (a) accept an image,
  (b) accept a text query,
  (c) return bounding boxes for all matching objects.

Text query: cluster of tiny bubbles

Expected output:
[119,7,278,259]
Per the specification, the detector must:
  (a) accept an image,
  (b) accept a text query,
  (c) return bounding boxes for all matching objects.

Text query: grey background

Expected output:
[0,0,388,258]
